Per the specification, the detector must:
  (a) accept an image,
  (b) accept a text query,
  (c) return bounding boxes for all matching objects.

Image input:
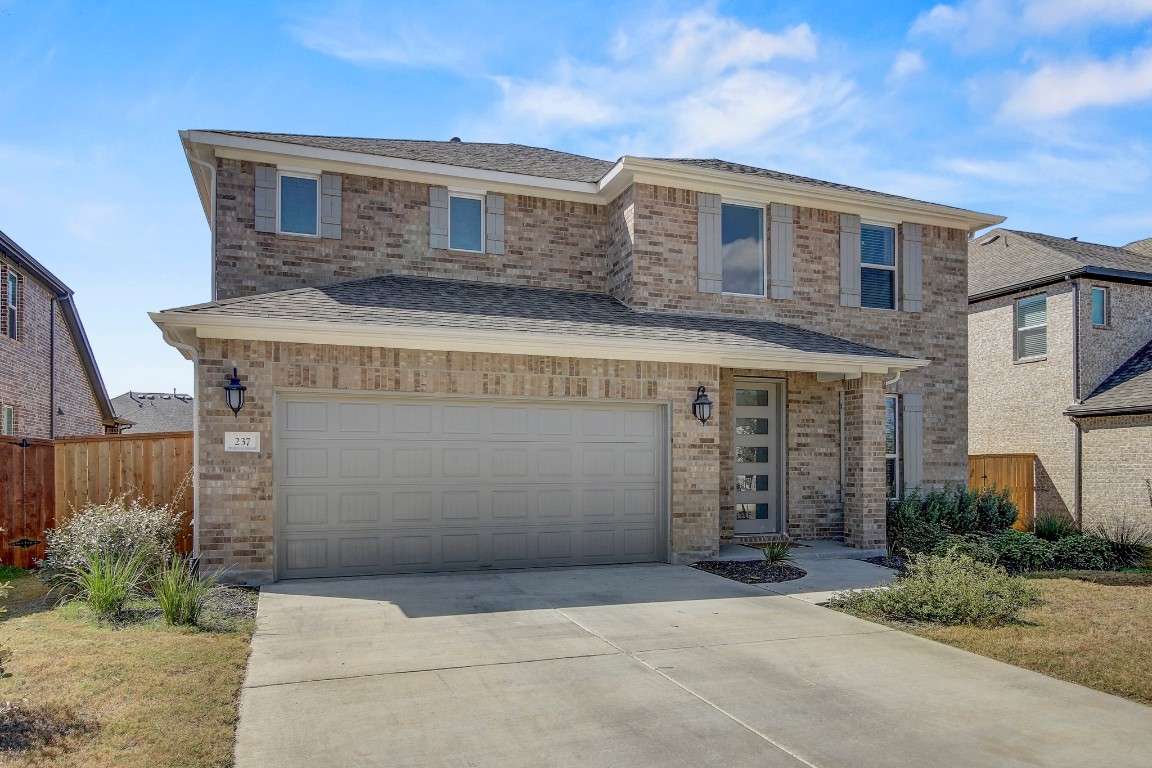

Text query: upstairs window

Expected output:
[449,194,484,252]
[1091,286,1109,327]
[1015,295,1048,360]
[721,203,765,296]
[861,223,897,309]
[5,271,17,340]
[1,405,12,436]
[278,172,319,236]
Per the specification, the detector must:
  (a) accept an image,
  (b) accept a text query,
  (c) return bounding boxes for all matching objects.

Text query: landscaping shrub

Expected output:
[38,497,182,587]
[1086,508,1152,568]
[990,530,1055,573]
[828,551,1040,626]
[152,557,219,627]
[60,549,148,621]
[760,541,795,566]
[887,485,1018,556]
[931,534,998,565]
[1032,512,1078,542]
[1050,534,1115,571]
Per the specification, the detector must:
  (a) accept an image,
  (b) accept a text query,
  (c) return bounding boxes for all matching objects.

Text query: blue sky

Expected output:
[2,0,1152,396]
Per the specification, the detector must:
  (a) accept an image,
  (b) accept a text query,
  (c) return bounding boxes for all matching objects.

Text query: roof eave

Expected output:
[1065,403,1152,418]
[969,266,1152,303]
[150,311,928,376]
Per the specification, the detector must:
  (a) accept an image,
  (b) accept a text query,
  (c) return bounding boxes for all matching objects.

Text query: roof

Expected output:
[1067,340,1152,417]
[210,131,616,183]
[157,275,915,368]
[0,228,120,428]
[1126,237,1152,257]
[970,228,1152,300]
[111,392,194,433]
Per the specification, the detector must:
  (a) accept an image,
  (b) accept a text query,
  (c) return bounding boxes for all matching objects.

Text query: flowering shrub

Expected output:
[37,497,182,586]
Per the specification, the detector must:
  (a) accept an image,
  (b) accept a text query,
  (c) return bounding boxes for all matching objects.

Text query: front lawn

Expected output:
[0,572,254,767]
[902,577,1152,706]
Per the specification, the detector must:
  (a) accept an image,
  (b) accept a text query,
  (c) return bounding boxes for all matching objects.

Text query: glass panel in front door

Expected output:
[733,383,781,534]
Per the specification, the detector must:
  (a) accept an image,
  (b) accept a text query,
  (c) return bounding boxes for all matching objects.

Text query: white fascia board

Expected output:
[616,157,1006,232]
[150,311,928,375]
[180,131,215,222]
[184,131,604,204]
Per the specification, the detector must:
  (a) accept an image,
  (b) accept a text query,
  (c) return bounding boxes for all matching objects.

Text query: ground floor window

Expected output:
[1,404,13,436]
[885,395,900,498]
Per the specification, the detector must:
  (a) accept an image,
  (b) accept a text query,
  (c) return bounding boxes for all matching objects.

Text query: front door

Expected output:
[733,380,783,535]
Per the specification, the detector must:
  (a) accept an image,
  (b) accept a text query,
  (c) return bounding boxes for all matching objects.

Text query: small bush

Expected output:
[1086,508,1152,568]
[60,549,148,621]
[152,558,220,626]
[1050,535,1114,571]
[760,541,795,566]
[887,485,1019,556]
[990,530,1055,573]
[38,497,182,587]
[1033,512,1078,542]
[828,551,1040,626]
[931,534,998,565]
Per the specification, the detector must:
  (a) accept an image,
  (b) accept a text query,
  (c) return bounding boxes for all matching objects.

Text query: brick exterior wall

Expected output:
[1080,414,1152,530]
[0,257,104,439]
[196,338,722,583]
[1077,281,1152,397]
[214,159,608,301]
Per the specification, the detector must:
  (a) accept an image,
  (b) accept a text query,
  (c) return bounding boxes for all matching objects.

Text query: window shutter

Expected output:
[697,192,722,293]
[839,213,861,307]
[769,203,794,299]
[902,393,924,491]
[902,223,923,312]
[320,173,342,239]
[485,193,505,255]
[429,186,449,250]
[254,165,277,233]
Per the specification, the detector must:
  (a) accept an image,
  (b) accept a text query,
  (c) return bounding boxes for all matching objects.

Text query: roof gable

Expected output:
[1067,339,1152,417]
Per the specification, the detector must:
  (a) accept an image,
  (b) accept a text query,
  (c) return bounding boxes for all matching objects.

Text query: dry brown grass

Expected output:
[0,573,252,767]
[904,578,1152,706]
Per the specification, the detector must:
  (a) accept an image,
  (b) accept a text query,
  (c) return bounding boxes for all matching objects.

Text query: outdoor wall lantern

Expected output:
[691,386,713,424]
[223,368,247,417]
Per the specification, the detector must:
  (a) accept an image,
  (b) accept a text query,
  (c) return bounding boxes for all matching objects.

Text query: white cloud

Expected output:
[1021,0,1152,31]
[289,8,469,70]
[887,50,926,81]
[1001,48,1152,120]
[654,13,817,75]
[910,0,1014,49]
[912,0,1152,45]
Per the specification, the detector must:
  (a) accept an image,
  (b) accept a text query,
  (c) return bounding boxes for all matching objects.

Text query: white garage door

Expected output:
[275,395,667,579]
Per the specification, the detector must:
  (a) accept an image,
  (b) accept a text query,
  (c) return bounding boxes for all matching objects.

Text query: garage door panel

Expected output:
[276,396,666,578]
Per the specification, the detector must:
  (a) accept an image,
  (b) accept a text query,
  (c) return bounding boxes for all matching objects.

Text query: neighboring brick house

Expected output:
[969,228,1152,529]
[112,391,194,433]
[0,229,121,439]
[154,130,1002,584]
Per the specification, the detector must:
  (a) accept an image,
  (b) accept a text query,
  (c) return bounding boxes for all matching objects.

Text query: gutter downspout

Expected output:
[1068,277,1083,528]
[162,330,201,558]
[49,297,56,439]
[186,154,218,302]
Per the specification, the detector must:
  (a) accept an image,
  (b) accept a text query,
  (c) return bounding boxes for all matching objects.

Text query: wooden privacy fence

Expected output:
[969,453,1036,530]
[0,431,193,568]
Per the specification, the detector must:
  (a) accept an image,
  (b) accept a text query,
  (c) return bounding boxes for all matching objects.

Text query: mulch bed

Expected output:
[690,560,806,584]
[864,555,906,572]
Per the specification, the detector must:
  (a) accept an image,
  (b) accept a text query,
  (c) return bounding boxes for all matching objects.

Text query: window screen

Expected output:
[1016,295,1047,358]
[721,203,765,295]
[279,175,319,236]
[861,224,896,309]
[449,195,484,252]
[1091,287,1108,326]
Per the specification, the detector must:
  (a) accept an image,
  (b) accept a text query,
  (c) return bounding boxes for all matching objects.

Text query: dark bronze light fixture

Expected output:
[223,368,246,417]
[691,386,713,424]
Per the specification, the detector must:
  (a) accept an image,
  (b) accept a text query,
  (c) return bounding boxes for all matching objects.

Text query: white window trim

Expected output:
[720,200,767,298]
[5,270,17,341]
[1014,293,1048,361]
[1,404,13,436]
[1091,285,1110,328]
[448,192,486,254]
[885,394,900,500]
[276,170,321,237]
[860,220,899,311]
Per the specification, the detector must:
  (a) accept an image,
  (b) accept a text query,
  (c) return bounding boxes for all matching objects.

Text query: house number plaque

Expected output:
[224,432,261,453]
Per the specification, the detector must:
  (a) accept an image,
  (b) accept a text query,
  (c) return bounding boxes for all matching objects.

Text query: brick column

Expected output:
[843,373,887,549]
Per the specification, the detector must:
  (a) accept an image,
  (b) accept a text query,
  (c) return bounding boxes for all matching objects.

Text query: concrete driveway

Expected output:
[236,564,1152,768]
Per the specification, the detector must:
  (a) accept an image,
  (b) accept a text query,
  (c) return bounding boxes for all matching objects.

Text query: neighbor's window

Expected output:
[5,271,17,340]
[721,203,765,296]
[1,405,13,436]
[861,223,897,310]
[885,395,900,499]
[278,172,319,236]
[1015,294,1048,359]
[449,194,484,252]
[1091,286,1109,327]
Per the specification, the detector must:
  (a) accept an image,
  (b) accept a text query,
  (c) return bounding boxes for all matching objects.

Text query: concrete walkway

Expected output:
[720,539,896,603]
[236,564,1152,768]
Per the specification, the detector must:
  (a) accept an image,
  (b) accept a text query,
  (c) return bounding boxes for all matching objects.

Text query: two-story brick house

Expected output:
[969,229,1152,530]
[0,228,120,439]
[153,131,1003,584]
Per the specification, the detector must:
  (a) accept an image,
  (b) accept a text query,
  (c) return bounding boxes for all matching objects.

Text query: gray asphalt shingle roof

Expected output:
[211,131,617,183]
[1067,340,1152,416]
[970,228,1152,298]
[111,392,194,433]
[163,275,911,362]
